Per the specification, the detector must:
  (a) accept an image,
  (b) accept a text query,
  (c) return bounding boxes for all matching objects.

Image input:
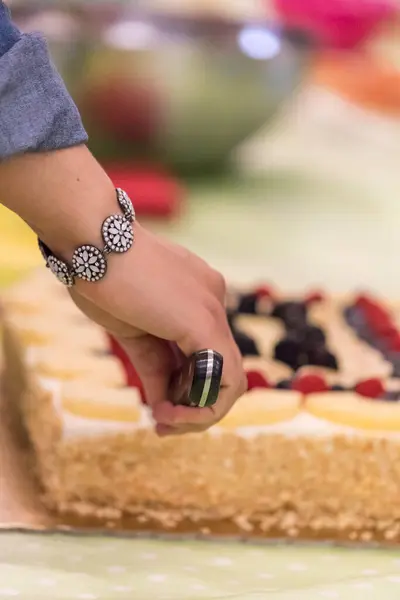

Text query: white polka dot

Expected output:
[319,592,339,598]
[69,555,83,563]
[191,584,207,591]
[362,569,378,576]
[140,553,157,560]
[26,542,41,551]
[0,591,19,598]
[112,586,133,593]
[212,557,233,567]
[387,576,400,583]
[353,582,373,590]
[147,574,167,583]
[183,566,196,572]
[38,579,57,587]
[288,563,308,572]
[258,573,274,580]
[107,566,127,574]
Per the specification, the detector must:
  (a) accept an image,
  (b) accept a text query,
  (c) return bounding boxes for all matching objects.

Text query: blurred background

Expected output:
[2,0,400,294]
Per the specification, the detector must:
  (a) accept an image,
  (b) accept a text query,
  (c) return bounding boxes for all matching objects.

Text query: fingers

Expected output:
[154,299,247,434]
[118,335,177,408]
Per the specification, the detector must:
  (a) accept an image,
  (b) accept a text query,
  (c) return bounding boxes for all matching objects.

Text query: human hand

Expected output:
[69,224,247,436]
[0,146,246,436]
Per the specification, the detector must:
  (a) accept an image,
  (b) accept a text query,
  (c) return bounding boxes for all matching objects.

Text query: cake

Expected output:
[3,268,400,543]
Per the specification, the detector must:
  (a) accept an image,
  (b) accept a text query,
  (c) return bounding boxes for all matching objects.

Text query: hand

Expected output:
[0,146,246,436]
[70,224,247,436]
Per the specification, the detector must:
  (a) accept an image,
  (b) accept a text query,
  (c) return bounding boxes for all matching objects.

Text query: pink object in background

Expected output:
[272,0,397,49]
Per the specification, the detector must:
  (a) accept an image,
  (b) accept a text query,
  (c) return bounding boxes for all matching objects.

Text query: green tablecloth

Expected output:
[1,533,400,599]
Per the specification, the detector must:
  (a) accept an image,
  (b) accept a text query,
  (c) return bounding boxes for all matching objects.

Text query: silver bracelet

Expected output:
[38,188,135,287]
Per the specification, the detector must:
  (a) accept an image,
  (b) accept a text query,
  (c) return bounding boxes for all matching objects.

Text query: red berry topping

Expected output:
[389,333,400,352]
[107,334,146,402]
[305,291,325,305]
[355,378,385,399]
[292,374,328,395]
[246,371,270,391]
[255,285,274,299]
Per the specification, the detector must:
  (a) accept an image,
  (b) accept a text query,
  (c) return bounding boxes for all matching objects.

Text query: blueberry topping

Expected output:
[237,293,259,315]
[383,390,400,402]
[276,379,293,389]
[292,325,326,350]
[233,330,260,357]
[331,384,346,391]
[274,338,308,370]
[344,306,366,330]
[307,347,338,370]
[271,302,308,330]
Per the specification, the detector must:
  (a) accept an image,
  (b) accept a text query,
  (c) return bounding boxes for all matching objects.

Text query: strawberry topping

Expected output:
[355,378,385,399]
[246,371,270,391]
[292,374,329,394]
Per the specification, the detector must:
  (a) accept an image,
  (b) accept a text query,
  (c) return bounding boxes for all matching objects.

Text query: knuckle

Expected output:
[206,295,225,320]
[209,269,226,299]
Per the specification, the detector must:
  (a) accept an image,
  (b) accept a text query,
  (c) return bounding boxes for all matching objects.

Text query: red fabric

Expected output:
[106,166,185,218]
[273,0,395,49]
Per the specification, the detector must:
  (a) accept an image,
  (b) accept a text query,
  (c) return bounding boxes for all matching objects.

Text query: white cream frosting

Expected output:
[39,377,153,440]
[38,377,400,441]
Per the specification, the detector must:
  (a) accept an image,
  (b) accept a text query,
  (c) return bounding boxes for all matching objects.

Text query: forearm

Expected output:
[0,147,116,258]
[0,2,105,255]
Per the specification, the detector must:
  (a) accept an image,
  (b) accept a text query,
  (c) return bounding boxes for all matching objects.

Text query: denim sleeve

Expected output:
[0,2,88,159]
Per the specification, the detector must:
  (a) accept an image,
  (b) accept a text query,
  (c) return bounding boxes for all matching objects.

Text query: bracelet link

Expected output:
[38,188,135,287]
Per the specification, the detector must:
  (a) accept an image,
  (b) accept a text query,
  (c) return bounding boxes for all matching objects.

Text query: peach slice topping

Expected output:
[306,392,400,431]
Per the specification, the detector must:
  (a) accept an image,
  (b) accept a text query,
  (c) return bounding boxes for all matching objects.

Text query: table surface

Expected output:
[2,87,400,597]
[2,532,400,599]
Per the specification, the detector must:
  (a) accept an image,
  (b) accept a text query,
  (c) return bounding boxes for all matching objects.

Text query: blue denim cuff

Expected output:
[0,1,21,56]
[0,32,88,159]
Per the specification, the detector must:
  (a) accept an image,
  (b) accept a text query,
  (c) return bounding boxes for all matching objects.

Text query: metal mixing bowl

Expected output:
[12,2,313,172]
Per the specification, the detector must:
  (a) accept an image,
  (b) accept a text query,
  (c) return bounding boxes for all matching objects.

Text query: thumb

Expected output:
[116,334,177,408]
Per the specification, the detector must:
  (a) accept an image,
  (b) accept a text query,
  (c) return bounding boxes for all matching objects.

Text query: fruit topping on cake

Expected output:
[219,389,301,429]
[271,301,308,330]
[6,312,108,352]
[61,383,143,423]
[354,378,385,399]
[292,373,329,395]
[306,392,400,431]
[246,371,270,391]
[345,294,400,376]
[243,357,292,384]
[305,291,325,305]
[232,328,261,357]
[27,348,126,387]
[108,334,146,400]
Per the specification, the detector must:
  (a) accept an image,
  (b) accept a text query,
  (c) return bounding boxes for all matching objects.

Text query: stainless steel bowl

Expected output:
[13,2,313,172]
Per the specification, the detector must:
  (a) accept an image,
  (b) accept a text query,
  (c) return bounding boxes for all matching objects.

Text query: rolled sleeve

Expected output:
[0,29,88,159]
[0,1,21,56]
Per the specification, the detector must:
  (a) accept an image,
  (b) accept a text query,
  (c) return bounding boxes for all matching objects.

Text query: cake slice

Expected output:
[4,271,400,544]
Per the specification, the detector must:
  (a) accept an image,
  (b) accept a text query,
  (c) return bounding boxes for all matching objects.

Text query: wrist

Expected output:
[0,146,116,258]
[38,186,136,288]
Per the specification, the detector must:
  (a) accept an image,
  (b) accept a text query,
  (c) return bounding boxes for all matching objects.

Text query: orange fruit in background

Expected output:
[313,50,400,116]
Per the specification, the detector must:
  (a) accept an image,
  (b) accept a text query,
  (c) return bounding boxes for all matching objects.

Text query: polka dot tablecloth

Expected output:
[1,533,400,599]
